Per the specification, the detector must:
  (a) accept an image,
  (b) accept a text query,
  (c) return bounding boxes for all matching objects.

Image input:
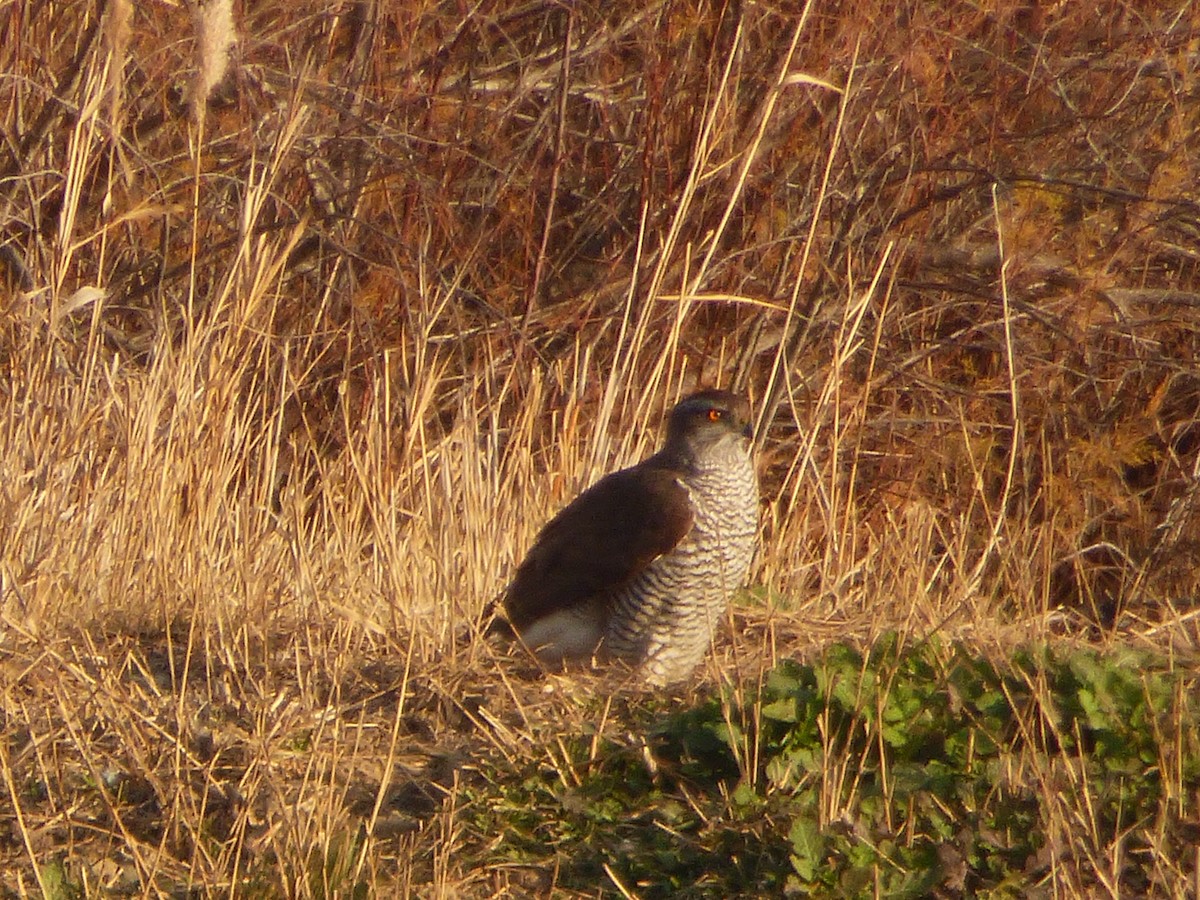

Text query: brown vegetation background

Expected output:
[1,0,1198,893]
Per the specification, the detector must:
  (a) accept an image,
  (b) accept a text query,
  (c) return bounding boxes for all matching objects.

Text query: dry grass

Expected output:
[1,0,1199,895]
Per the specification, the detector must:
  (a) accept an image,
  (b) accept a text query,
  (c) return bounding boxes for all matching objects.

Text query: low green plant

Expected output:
[471,639,1199,897]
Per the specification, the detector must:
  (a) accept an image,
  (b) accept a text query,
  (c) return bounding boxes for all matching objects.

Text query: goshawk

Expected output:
[502,389,759,685]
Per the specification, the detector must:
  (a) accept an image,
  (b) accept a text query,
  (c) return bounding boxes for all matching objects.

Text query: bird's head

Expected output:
[665,390,753,456]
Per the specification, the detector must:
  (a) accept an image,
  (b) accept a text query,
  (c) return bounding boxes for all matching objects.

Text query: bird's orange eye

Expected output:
[708,409,722,422]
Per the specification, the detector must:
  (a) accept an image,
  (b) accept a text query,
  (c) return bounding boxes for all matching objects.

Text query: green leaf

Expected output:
[788,818,825,882]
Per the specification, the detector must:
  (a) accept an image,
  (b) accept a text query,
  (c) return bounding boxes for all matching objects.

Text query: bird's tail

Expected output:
[480,596,516,639]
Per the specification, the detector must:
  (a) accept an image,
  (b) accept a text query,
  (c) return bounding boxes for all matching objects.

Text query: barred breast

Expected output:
[605,440,758,685]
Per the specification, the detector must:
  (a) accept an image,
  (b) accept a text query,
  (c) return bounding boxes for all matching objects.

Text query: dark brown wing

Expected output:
[503,462,694,630]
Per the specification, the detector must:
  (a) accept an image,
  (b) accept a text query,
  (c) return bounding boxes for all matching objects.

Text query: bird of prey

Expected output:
[501,389,759,685]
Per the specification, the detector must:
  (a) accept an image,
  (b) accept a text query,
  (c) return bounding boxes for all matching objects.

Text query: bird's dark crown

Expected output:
[666,389,753,446]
